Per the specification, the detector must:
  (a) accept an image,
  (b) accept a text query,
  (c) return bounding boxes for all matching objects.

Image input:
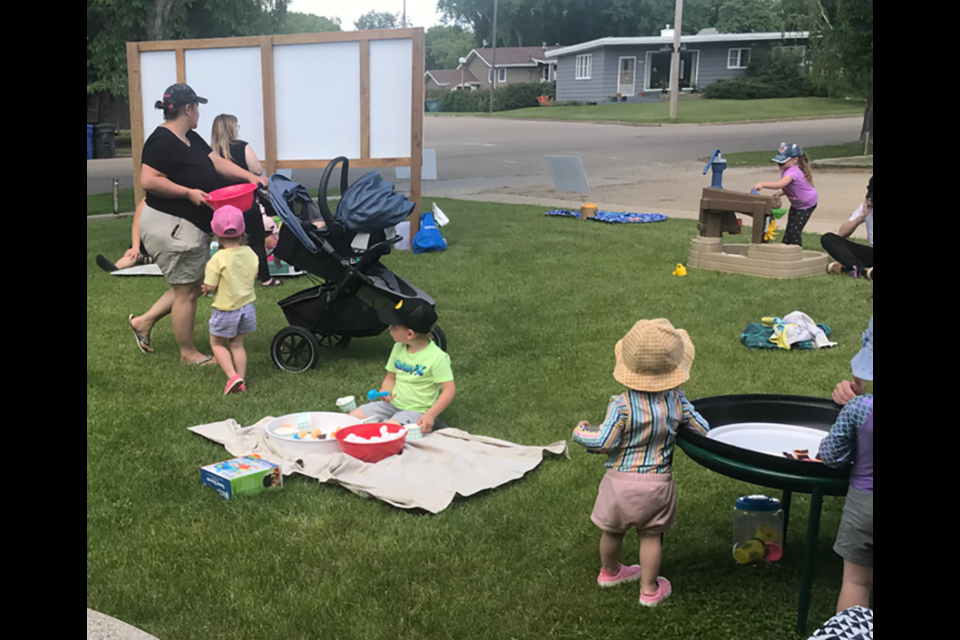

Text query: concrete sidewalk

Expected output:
[87,609,160,640]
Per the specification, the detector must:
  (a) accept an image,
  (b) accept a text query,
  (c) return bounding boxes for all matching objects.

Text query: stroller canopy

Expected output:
[268,174,321,254]
[336,172,415,233]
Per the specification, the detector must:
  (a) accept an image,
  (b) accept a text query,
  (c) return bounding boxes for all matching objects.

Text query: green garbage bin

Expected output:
[424,100,441,113]
[93,123,116,159]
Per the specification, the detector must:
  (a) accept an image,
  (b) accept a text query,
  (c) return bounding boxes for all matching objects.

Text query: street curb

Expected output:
[427,114,860,127]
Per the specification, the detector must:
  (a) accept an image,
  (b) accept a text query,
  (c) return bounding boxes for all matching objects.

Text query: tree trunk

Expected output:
[859,66,873,143]
[145,0,183,40]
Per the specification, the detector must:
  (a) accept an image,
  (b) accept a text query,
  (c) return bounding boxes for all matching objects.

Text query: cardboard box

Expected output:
[201,455,282,501]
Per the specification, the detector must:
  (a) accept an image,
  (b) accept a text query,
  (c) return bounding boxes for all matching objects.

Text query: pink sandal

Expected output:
[597,564,642,587]
[639,577,672,607]
[224,374,244,395]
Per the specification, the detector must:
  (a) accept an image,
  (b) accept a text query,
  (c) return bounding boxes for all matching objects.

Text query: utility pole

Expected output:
[402,0,406,27]
[668,0,684,120]
[489,0,498,113]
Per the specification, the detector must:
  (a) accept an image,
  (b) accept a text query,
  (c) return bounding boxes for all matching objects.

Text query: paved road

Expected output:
[88,116,861,196]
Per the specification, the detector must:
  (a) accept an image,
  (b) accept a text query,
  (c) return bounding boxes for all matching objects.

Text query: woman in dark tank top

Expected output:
[211,114,282,287]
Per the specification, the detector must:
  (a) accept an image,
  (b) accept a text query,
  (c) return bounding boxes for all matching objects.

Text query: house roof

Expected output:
[425,68,480,86]
[545,31,809,58]
[465,46,560,67]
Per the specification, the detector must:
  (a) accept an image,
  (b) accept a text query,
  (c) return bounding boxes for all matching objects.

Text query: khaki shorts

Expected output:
[139,204,212,285]
[591,469,677,535]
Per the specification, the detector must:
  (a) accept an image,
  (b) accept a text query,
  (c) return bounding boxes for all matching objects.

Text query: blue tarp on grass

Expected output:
[545,210,667,223]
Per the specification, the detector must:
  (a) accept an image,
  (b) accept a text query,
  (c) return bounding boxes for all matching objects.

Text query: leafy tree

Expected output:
[278,11,340,34]
[354,10,398,30]
[425,25,476,69]
[87,0,289,98]
[716,0,782,33]
[807,0,872,140]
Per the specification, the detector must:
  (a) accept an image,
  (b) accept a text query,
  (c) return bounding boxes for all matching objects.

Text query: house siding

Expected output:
[466,56,491,88]
[425,76,445,91]
[555,39,796,101]
[556,48,608,101]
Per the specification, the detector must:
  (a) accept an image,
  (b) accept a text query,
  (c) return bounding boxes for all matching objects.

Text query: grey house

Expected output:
[546,28,809,102]
[458,46,559,89]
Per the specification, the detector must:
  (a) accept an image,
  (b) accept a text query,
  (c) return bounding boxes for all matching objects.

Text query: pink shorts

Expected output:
[590,469,677,535]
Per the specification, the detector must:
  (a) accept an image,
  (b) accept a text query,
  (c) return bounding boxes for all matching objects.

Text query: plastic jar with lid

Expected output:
[733,494,783,564]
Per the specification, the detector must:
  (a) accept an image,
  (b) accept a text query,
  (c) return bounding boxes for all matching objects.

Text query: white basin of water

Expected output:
[706,422,826,458]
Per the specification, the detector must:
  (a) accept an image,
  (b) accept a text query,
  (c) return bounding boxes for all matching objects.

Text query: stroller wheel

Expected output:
[430,324,447,352]
[318,333,352,349]
[271,326,320,372]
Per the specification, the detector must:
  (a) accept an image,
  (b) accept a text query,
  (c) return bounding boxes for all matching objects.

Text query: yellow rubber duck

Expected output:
[672,263,687,277]
[764,219,780,242]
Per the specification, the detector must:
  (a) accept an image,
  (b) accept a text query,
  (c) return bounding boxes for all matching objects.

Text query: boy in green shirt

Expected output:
[349,298,455,433]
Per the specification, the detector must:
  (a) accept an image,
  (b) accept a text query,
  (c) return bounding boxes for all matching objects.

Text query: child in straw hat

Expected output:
[573,319,709,606]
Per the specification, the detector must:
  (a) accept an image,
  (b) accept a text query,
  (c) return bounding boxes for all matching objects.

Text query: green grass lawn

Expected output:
[87,200,873,639]
[465,97,864,124]
[88,187,340,216]
[701,142,874,168]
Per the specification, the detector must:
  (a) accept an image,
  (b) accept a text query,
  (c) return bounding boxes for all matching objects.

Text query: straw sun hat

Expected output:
[613,319,695,393]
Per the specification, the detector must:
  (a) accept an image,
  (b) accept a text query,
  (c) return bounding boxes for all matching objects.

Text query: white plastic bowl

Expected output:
[265,412,361,456]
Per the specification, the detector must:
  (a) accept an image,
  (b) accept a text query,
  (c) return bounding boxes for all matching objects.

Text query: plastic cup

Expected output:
[405,424,422,441]
[336,396,357,413]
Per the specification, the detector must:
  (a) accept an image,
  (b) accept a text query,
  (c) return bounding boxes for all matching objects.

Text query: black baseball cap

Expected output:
[866,176,873,200]
[378,298,438,334]
[161,84,208,109]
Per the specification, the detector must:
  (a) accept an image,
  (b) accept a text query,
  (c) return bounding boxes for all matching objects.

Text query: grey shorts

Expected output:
[834,485,873,566]
[139,203,212,285]
[357,401,424,426]
[209,302,256,339]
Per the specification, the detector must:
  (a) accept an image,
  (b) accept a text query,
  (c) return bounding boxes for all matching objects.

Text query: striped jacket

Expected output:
[573,389,709,474]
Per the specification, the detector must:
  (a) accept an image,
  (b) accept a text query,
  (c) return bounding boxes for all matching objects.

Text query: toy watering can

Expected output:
[672,263,688,277]
[703,150,727,189]
[367,389,391,401]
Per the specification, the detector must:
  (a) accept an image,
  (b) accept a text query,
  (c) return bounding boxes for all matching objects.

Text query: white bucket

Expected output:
[395,222,411,250]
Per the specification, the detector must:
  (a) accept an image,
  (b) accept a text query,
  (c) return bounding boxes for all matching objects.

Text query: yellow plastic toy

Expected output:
[672,263,688,277]
[754,525,781,543]
[763,219,780,242]
[733,538,767,564]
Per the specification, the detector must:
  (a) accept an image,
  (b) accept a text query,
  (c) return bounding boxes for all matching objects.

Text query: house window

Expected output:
[498,67,507,83]
[727,48,750,69]
[575,54,592,80]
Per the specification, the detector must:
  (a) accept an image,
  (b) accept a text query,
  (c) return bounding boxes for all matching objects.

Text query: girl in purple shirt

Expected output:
[754,142,818,246]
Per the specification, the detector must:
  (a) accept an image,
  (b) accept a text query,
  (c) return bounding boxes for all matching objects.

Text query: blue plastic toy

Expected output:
[367,389,391,401]
[703,150,727,189]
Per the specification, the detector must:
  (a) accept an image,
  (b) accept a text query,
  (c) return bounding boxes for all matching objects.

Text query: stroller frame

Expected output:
[264,157,446,372]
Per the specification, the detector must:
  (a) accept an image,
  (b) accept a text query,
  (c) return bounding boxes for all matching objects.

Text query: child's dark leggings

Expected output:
[783,205,817,246]
[242,205,270,283]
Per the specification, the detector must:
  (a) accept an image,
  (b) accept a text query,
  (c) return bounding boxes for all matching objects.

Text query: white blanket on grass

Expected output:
[111,264,304,277]
[189,418,569,514]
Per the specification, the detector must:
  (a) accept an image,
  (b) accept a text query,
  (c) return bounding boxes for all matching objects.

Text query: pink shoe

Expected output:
[224,374,244,395]
[239,383,247,393]
[639,577,672,607]
[597,563,642,587]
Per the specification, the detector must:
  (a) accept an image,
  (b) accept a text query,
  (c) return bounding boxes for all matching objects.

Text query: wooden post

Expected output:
[175,48,186,84]
[668,0,684,120]
[409,28,425,241]
[359,40,371,160]
[126,42,145,206]
[260,36,278,177]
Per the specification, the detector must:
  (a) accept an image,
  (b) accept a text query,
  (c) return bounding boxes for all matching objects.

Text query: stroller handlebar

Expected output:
[318,156,350,225]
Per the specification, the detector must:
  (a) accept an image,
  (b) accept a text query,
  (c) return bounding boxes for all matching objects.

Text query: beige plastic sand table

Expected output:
[689,187,828,278]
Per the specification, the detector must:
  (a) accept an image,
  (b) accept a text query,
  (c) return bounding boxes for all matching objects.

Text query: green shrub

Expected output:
[438,81,557,113]
[703,47,828,100]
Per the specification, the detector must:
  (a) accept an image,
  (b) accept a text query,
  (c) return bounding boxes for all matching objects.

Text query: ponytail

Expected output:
[798,154,814,186]
[154,100,184,121]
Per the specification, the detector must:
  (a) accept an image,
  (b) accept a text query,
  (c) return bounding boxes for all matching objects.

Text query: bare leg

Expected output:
[131,288,176,347]
[836,562,873,612]
[210,334,237,379]
[639,534,663,596]
[229,334,247,380]
[348,408,367,419]
[170,280,206,362]
[115,253,138,270]
[599,531,625,575]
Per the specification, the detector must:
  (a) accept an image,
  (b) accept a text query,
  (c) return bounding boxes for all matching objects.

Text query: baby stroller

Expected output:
[262,157,447,372]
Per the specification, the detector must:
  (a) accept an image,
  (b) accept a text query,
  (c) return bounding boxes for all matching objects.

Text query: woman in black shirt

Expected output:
[128,84,267,364]
[211,114,282,287]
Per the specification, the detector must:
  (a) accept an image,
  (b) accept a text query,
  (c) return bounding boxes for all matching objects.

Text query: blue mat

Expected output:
[545,210,667,223]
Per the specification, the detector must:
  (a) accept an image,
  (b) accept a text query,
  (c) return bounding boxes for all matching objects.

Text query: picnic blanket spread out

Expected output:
[545,210,667,223]
[741,322,832,351]
[189,417,569,514]
[111,260,304,277]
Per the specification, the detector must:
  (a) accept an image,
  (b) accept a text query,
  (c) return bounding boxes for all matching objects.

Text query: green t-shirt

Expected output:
[385,342,454,413]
